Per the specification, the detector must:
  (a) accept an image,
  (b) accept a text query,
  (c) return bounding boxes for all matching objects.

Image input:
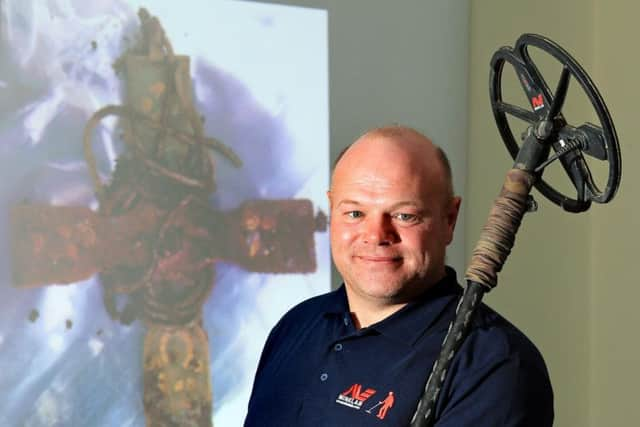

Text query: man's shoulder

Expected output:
[422,276,546,366]
[429,302,554,425]
[266,287,345,338]
[281,287,344,321]
[453,302,549,380]
[433,301,553,424]
[255,288,344,365]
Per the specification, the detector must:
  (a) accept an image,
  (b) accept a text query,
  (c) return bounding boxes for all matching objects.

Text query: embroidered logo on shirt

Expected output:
[365,391,395,420]
[335,383,376,409]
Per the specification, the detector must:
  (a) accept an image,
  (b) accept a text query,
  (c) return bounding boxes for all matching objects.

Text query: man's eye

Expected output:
[345,211,363,219]
[394,213,417,222]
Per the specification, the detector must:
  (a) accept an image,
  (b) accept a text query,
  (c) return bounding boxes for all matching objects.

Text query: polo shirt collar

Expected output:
[326,267,462,347]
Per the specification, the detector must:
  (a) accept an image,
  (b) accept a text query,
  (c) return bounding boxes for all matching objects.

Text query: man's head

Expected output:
[328,126,461,309]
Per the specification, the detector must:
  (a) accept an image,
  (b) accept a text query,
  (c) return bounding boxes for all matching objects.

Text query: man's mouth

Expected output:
[356,255,402,263]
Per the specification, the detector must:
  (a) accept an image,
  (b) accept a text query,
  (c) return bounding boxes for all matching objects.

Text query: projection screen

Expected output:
[0,1,329,425]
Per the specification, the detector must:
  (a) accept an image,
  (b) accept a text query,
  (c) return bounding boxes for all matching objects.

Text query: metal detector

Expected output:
[410,33,622,426]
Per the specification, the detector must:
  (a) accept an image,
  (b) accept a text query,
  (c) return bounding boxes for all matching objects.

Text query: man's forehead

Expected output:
[354,132,434,156]
[333,138,437,183]
[331,129,453,199]
[329,165,439,212]
[338,129,438,169]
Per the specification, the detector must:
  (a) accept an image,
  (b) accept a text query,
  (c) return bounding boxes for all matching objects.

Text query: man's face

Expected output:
[328,136,460,307]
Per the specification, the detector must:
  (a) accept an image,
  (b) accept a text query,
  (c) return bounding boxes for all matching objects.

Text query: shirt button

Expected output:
[343,316,349,325]
[320,373,328,381]
[334,343,343,351]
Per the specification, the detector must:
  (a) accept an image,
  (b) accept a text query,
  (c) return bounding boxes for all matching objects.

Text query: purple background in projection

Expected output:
[0,1,329,426]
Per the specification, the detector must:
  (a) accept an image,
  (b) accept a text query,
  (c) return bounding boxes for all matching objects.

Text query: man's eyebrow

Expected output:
[335,200,423,210]
[388,201,422,210]
[336,199,361,208]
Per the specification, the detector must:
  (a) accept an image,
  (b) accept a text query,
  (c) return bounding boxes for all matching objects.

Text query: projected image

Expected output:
[0,1,329,426]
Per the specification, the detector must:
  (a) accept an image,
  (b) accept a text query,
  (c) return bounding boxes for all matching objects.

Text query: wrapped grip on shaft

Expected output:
[465,169,535,289]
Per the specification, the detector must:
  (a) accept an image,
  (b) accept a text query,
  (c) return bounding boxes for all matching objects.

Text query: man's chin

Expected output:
[347,280,408,302]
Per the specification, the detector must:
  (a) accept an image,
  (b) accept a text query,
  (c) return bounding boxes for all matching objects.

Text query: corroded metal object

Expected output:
[143,323,213,427]
[10,8,325,426]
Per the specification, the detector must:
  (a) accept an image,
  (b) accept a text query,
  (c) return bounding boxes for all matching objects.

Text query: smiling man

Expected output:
[245,126,553,426]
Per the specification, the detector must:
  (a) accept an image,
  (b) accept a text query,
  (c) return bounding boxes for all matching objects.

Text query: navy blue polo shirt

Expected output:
[245,268,553,426]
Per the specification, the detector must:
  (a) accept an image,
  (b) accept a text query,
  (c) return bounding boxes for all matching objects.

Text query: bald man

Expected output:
[245,126,553,426]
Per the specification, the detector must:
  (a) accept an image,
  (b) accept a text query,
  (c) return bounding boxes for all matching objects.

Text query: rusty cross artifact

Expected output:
[10,9,326,426]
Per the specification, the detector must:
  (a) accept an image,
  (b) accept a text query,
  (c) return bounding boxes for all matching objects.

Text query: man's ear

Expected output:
[445,196,462,245]
[326,190,333,209]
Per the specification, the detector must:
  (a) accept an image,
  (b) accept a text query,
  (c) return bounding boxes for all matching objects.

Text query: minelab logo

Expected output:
[531,94,545,111]
[365,391,395,420]
[336,384,376,409]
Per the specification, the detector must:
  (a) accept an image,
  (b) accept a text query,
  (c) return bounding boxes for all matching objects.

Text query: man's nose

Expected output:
[362,215,398,245]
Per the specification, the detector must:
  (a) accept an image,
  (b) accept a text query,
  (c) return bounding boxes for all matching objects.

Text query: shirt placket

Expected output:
[298,312,359,425]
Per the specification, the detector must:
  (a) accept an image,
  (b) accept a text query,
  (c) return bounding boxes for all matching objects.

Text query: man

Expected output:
[245,126,553,426]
